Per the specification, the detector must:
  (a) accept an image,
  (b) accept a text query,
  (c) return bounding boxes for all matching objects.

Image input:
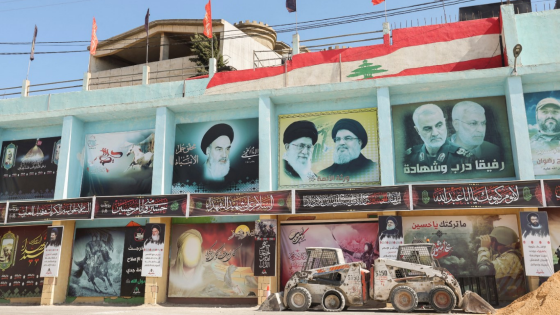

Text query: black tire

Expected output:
[322,290,346,312]
[287,287,312,311]
[390,286,418,313]
[428,285,457,313]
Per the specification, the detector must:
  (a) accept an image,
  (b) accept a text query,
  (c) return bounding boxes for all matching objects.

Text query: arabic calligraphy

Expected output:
[432,240,453,259]
[432,185,520,205]
[242,146,259,159]
[94,148,123,166]
[20,232,46,261]
[175,143,196,155]
[204,195,275,213]
[205,241,242,262]
[10,202,91,220]
[258,241,271,269]
[104,198,172,216]
[411,220,467,230]
[404,159,505,174]
[175,143,199,166]
[302,192,402,208]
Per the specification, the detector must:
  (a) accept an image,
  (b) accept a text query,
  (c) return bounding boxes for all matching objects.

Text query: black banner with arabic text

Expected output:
[5,198,94,223]
[295,186,410,213]
[254,219,277,276]
[411,180,544,210]
[189,191,292,216]
[95,195,188,218]
[543,180,560,207]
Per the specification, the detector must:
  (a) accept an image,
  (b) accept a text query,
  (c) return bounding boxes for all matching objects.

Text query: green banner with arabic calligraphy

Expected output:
[189,191,292,216]
[172,118,259,194]
[0,225,47,298]
[168,222,256,298]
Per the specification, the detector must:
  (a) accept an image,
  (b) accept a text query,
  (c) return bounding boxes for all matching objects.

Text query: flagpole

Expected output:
[146,27,149,65]
[295,10,298,34]
[384,0,387,22]
[442,0,447,23]
[26,59,32,81]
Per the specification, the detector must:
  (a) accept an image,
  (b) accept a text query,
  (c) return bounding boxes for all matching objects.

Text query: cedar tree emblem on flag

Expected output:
[372,0,385,5]
[30,25,38,61]
[90,18,98,55]
[286,0,296,12]
[347,60,388,79]
[203,0,212,39]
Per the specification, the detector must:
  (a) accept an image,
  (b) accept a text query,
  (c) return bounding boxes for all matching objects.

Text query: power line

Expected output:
[0,0,474,56]
[0,0,95,12]
[0,0,473,45]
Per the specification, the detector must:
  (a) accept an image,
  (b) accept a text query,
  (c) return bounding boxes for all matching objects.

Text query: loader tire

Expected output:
[322,289,345,312]
[429,285,457,313]
[287,287,312,311]
[390,286,418,313]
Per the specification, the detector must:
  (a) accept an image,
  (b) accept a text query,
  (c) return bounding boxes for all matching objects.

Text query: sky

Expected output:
[0,0,555,96]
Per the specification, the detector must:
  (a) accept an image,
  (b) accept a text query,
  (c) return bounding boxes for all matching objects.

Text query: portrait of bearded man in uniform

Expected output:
[530,97,560,151]
[450,101,499,161]
[405,104,473,169]
[319,118,377,179]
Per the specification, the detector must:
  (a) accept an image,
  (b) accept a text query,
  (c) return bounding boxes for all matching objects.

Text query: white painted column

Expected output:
[143,66,150,85]
[505,76,534,180]
[292,33,300,55]
[209,58,217,79]
[82,72,91,91]
[21,79,30,97]
[377,87,396,185]
[54,116,85,199]
[259,95,275,191]
[152,107,176,195]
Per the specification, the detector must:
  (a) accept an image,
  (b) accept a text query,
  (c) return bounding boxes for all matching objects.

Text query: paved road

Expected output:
[0,305,478,315]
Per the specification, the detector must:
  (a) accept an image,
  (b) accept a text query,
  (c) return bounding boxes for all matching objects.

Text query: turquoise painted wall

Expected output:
[516,10,560,66]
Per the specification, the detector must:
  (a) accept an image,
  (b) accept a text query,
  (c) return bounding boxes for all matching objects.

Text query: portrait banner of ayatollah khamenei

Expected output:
[278,108,380,189]
[392,96,516,183]
[172,118,259,193]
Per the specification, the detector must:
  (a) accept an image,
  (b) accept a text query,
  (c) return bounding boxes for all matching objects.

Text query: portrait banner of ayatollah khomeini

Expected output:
[172,118,259,193]
[278,108,379,189]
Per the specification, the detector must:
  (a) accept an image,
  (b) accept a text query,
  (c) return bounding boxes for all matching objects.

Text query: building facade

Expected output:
[1,4,560,308]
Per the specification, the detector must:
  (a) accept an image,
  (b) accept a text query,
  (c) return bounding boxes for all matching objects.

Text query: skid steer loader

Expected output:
[269,244,495,313]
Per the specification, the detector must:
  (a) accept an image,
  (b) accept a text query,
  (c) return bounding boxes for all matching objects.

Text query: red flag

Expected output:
[203,0,212,39]
[30,25,38,61]
[372,0,385,5]
[90,18,98,56]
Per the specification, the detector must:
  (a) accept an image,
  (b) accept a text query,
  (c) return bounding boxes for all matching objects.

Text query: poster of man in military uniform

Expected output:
[524,90,560,175]
[402,215,525,301]
[392,96,515,182]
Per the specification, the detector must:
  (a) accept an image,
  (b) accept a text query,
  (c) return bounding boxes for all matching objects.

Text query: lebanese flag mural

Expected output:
[205,18,502,95]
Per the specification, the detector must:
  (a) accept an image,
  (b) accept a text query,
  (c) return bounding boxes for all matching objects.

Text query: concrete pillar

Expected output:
[54,116,85,199]
[377,87,396,185]
[208,58,217,79]
[501,4,521,67]
[259,96,276,191]
[40,220,76,305]
[152,107,176,195]
[159,33,170,61]
[143,66,150,85]
[382,22,391,45]
[21,79,30,97]
[143,217,172,305]
[292,33,300,55]
[82,72,91,91]
[505,76,534,180]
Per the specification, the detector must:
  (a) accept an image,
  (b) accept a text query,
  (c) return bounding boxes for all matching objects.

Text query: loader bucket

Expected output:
[258,292,286,311]
[461,291,496,314]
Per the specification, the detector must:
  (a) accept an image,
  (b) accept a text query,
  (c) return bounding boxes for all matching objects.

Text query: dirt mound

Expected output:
[496,271,560,315]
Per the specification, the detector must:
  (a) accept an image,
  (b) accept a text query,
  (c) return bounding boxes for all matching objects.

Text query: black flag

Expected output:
[286,0,296,12]
[30,25,38,61]
[144,9,150,34]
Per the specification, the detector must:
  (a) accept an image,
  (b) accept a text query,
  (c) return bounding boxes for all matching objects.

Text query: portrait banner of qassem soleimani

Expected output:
[172,119,259,193]
[0,225,47,298]
[392,96,515,183]
[278,108,379,189]
[524,90,560,175]
[0,137,61,201]
[81,130,155,197]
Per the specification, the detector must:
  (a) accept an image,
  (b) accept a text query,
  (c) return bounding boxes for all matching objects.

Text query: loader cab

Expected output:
[397,244,438,267]
[303,247,345,271]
